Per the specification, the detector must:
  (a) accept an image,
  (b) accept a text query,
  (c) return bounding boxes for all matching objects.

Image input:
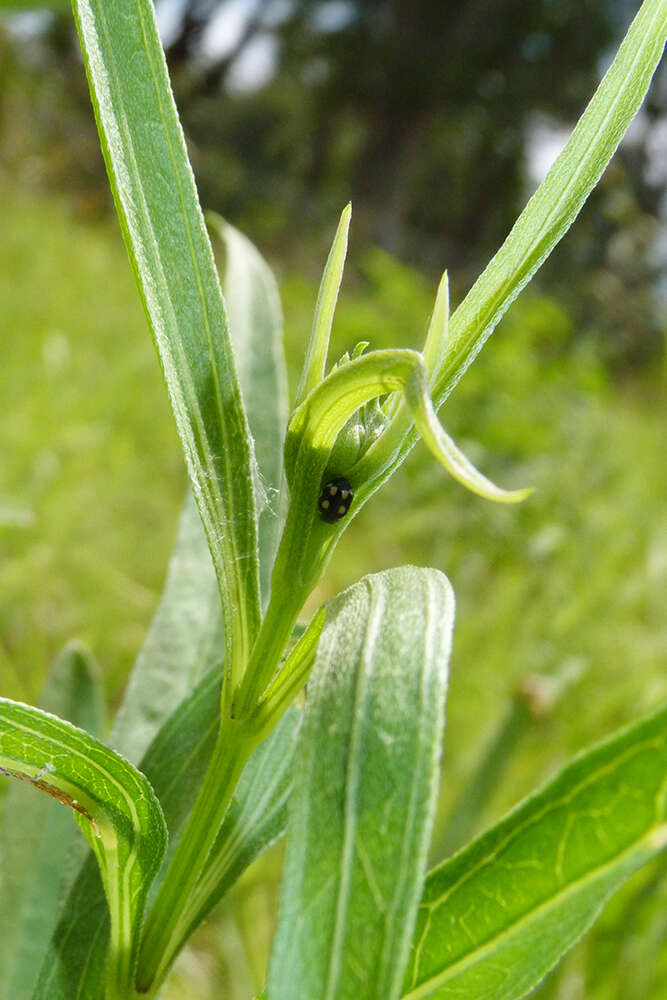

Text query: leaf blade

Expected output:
[296,203,352,405]
[110,490,223,764]
[435,0,667,404]
[0,644,104,1000]
[0,698,167,994]
[209,215,289,606]
[268,567,454,1000]
[72,0,261,687]
[401,704,667,1000]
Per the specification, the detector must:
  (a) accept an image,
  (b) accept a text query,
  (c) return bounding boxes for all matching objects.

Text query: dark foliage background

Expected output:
[1,0,666,372]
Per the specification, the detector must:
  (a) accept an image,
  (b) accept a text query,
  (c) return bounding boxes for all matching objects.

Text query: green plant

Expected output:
[0,1,666,998]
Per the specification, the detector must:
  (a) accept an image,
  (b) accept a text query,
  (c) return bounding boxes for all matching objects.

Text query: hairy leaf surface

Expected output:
[72,0,261,689]
[268,567,454,1000]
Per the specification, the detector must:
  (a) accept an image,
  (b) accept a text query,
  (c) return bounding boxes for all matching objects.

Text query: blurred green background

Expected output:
[1,1,666,997]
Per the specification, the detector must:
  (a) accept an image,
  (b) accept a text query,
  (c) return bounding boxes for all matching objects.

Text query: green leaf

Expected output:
[110,490,223,764]
[296,203,352,406]
[0,643,103,1000]
[72,0,261,695]
[32,667,223,1000]
[422,271,449,388]
[267,567,454,1000]
[403,371,531,504]
[401,703,667,1000]
[32,856,110,1000]
[435,0,667,404]
[208,215,289,607]
[0,699,166,997]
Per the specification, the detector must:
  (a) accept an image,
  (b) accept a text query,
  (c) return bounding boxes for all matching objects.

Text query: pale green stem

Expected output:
[135,721,256,994]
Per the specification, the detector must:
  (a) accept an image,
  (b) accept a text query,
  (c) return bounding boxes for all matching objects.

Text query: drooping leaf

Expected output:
[286,349,527,506]
[0,643,103,1000]
[72,0,261,695]
[209,215,289,607]
[33,667,299,999]
[0,699,166,996]
[31,666,222,1000]
[268,567,454,1000]
[401,703,667,1000]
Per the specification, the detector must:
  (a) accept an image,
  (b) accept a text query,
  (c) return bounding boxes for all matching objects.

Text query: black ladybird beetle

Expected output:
[318,477,354,523]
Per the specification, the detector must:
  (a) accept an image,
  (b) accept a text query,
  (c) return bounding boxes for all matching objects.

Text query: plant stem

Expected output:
[135,719,256,993]
[234,578,305,717]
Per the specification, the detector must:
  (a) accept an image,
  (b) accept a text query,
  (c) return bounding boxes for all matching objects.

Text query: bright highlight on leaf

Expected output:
[0,698,166,998]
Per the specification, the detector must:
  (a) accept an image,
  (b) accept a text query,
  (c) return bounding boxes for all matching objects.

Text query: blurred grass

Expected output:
[0,175,183,710]
[1,180,665,997]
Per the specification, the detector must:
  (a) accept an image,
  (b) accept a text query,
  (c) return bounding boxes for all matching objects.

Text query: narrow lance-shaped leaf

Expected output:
[32,667,223,1000]
[267,567,454,1000]
[435,0,667,404]
[422,271,449,388]
[0,643,104,1000]
[401,702,667,1000]
[71,0,261,693]
[295,203,352,406]
[0,699,166,998]
[110,490,223,764]
[208,214,289,607]
[346,0,667,491]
